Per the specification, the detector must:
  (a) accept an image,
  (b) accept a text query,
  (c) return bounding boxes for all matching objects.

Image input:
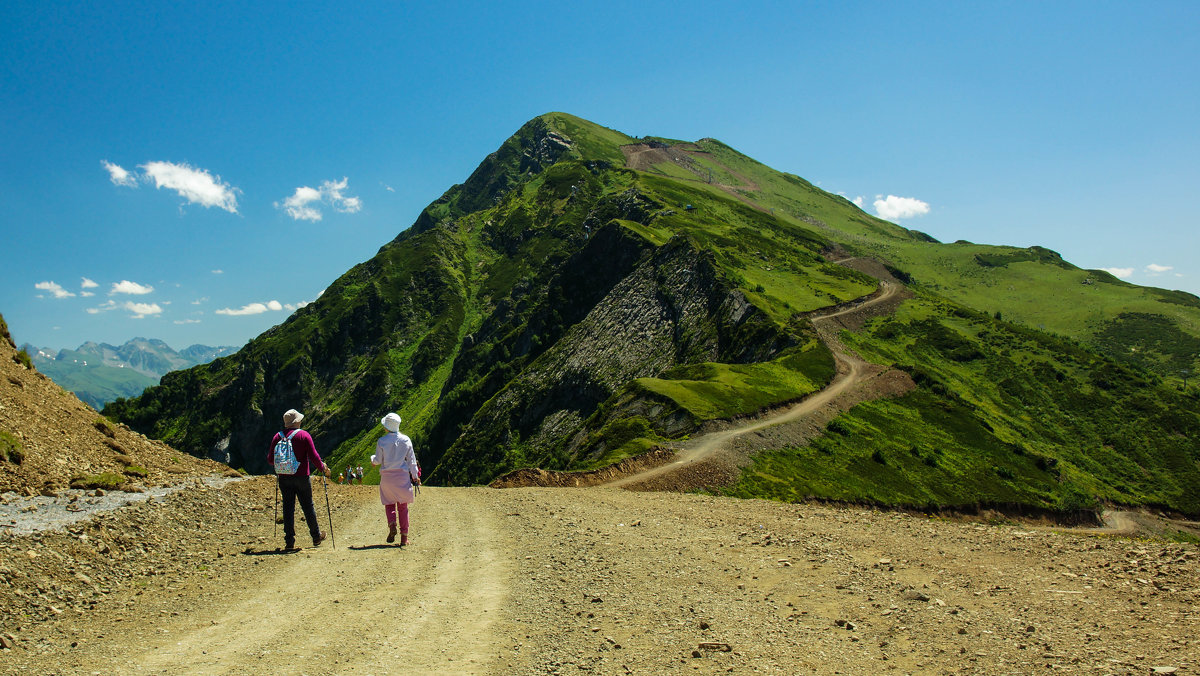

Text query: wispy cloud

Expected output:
[276,177,362,221]
[87,300,163,318]
[140,161,239,213]
[81,277,98,289]
[174,319,201,325]
[874,195,930,220]
[215,300,285,316]
[35,281,74,299]
[101,160,138,187]
[852,196,865,208]
[1146,263,1173,274]
[110,280,154,295]
[211,269,224,275]
[1101,267,1134,279]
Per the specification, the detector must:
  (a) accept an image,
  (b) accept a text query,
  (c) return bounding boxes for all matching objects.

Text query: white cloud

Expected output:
[110,280,154,295]
[192,297,209,305]
[383,183,395,193]
[1101,267,1134,278]
[101,160,138,188]
[1146,263,1173,274]
[215,299,285,316]
[81,277,98,289]
[174,319,202,325]
[35,281,74,299]
[873,195,930,220]
[213,297,292,316]
[211,269,224,275]
[278,185,323,221]
[124,301,162,318]
[216,303,270,316]
[324,178,362,213]
[86,300,161,317]
[276,177,362,221]
[852,196,865,208]
[140,161,239,213]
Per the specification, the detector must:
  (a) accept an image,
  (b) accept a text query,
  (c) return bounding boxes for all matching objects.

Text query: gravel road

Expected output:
[2,479,1195,675]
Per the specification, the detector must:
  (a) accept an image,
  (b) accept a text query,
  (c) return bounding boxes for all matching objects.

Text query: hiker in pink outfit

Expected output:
[371,412,420,545]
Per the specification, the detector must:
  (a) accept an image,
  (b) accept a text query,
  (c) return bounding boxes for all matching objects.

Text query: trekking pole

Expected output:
[321,472,335,548]
[274,478,279,537]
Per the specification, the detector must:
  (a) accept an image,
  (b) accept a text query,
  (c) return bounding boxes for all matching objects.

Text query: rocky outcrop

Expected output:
[433,237,793,484]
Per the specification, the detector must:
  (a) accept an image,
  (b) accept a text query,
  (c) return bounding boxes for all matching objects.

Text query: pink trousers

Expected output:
[385,503,409,533]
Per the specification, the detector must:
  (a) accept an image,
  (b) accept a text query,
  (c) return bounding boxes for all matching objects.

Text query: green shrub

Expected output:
[14,348,32,369]
[826,419,851,435]
[0,430,23,464]
[70,472,126,490]
[123,465,148,477]
[94,418,116,438]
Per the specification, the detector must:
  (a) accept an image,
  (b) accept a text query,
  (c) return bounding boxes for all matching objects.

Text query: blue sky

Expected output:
[3,1,1197,351]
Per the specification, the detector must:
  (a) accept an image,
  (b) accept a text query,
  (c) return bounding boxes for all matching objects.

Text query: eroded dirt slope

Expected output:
[0,334,233,497]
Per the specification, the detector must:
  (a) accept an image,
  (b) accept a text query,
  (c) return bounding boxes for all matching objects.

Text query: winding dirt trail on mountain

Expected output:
[605,281,905,490]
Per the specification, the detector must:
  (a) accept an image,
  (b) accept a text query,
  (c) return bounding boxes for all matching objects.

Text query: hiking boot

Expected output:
[400,533,408,546]
[312,531,327,547]
[283,540,298,552]
[386,524,397,543]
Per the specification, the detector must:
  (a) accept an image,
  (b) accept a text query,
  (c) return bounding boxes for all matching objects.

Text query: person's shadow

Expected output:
[349,544,404,550]
[242,547,305,556]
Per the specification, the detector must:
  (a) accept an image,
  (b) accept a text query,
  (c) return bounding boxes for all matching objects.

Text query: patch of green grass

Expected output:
[725,389,1069,509]
[70,472,126,490]
[541,112,637,165]
[1164,530,1200,545]
[633,341,834,421]
[123,465,148,477]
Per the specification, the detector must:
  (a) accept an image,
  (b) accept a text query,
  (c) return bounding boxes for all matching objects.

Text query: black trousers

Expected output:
[278,473,321,545]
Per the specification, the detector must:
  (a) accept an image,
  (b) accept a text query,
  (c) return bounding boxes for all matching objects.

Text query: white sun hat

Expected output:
[381,412,402,432]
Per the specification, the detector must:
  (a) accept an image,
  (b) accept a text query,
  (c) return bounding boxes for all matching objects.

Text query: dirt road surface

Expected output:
[3,478,1196,675]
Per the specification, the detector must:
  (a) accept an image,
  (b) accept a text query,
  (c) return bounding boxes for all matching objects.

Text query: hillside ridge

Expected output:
[98,113,1199,517]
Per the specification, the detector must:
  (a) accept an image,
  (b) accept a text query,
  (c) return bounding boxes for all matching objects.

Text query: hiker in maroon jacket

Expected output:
[269,408,331,550]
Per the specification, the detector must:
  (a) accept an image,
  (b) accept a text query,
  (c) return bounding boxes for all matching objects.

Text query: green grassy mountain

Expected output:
[103,112,1200,515]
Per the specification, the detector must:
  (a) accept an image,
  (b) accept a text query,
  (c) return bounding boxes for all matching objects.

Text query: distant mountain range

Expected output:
[22,338,235,409]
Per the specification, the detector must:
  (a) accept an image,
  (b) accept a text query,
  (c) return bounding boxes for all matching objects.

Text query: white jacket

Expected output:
[371,431,419,479]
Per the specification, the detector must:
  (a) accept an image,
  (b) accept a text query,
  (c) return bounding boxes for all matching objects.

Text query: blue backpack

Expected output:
[273,429,301,475]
